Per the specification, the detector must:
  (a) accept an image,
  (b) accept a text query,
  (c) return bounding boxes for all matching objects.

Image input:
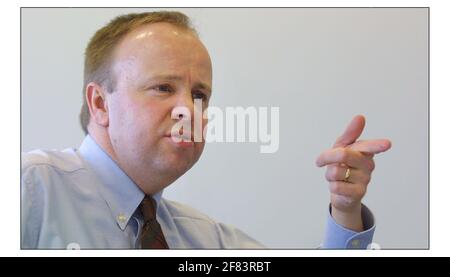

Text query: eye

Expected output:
[192,91,208,101]
[152,84,173,93]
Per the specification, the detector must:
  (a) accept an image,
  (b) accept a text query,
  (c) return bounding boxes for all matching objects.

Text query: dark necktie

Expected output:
[139,195,169,249]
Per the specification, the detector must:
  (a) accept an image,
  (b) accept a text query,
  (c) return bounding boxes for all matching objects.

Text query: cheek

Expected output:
[109,93,174,141]
[110,97,137,130]
[143,102,170,125]
[129,100,172,138]
[107,95,140,135]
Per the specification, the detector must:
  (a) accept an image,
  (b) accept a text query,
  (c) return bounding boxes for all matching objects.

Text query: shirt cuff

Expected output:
[321,203,375,249]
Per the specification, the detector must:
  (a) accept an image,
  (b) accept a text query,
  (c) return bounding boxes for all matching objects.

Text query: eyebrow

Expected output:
[148,75,212,93]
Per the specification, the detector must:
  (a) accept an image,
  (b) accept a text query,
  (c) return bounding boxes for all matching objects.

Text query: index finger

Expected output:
[349,139,392,154]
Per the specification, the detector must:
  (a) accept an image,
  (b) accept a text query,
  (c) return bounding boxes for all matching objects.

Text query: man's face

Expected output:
[105,23,212,190]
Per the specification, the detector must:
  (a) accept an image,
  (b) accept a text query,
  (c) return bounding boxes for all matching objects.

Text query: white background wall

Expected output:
[21,8,428,248]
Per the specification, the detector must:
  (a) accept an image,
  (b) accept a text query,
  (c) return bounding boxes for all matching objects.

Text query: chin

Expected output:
[160,154,196,174]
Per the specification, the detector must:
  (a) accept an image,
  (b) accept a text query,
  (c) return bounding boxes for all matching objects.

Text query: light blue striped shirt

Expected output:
[21,135,375,249]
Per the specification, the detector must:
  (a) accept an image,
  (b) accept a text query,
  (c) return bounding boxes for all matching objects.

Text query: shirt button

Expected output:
[117,214,127,223]
[66,242,81,250]
[351,240,361,248]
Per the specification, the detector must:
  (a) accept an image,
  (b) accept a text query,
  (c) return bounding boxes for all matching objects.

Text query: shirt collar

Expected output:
[78,135,163,230]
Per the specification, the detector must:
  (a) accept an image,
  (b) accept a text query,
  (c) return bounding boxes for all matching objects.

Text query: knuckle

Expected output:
[330,182,344,195]
[327,166,339,181]
[348,186,362,199]
[325,168,333,181]
[357,186,367,198]
[339,148,351,163]
[333,166,341,179]
[329,182,339,194]
[336,148,345,161]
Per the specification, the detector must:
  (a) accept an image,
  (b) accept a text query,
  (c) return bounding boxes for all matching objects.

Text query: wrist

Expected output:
[331,203,364,232]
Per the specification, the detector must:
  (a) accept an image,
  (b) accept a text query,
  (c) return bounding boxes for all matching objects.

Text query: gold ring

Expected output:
[344,168,351,182]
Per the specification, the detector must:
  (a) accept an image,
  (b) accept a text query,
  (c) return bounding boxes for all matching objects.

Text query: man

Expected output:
[21,11,391,249]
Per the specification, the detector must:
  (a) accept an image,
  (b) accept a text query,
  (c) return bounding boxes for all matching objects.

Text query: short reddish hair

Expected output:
[79,11,197,134]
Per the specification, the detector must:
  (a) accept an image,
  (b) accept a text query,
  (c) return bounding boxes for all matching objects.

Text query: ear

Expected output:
[85,82,109,128]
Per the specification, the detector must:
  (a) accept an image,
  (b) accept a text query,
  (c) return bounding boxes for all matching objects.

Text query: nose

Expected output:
[171,91,195,121]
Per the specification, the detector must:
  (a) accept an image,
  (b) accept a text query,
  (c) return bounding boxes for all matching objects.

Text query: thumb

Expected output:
[333,115,366,148]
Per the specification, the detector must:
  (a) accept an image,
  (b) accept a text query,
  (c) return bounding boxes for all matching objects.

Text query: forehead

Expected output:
[112,23,212,78]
